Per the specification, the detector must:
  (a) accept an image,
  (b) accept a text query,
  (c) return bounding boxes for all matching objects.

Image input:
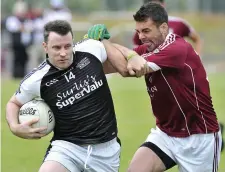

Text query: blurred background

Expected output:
[1,0,225,171]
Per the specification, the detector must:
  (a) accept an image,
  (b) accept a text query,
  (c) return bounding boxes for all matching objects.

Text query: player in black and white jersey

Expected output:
[5,20,138,172]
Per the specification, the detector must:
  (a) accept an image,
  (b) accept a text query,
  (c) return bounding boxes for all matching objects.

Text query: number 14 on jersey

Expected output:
[64,71,75,82]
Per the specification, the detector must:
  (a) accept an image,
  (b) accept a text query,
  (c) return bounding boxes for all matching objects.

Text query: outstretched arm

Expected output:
[85,24,152,77]
[101,40,129,77]
[103,40,153,77]
[112,43,155,76]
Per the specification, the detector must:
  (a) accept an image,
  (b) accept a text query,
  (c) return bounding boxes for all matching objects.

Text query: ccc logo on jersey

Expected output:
[45,79,59,87]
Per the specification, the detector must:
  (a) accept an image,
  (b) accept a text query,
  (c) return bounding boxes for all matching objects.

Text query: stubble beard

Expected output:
[147,33,164,52]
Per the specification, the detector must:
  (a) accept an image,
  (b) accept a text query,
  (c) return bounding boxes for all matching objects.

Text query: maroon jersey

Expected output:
[133,16,193,46]
[134,33,219,137]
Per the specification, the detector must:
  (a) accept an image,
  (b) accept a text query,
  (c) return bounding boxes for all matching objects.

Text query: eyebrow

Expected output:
[142,28,151,31]
[52,43,72,47]
[52,45,61,48]
[135,28,151,32]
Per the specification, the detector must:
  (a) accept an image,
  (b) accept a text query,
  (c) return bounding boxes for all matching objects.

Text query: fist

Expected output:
[127,55,150,77]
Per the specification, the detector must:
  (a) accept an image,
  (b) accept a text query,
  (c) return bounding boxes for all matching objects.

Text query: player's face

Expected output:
[135,18,168,51]
[43,32,73,69]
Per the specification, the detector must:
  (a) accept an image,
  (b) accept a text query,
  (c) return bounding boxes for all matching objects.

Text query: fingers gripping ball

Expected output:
[19,99,55,135]
[87,24,110,40]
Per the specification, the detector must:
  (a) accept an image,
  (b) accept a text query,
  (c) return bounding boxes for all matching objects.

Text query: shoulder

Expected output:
[15,61,51,103]
[73,39,106,62]
[157,34,188,56]
[143,34,189,69]
[161,34,186,47]
[21,61,51,88]
[74,39,104,50]
[169,16,193,29]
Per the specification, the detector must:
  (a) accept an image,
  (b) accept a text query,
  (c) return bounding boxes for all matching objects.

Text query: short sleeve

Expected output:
[15,81,37,104]
[14,66,49,104]
[95,41,107,63]
[74,39,107,63]
[145,39,187,69]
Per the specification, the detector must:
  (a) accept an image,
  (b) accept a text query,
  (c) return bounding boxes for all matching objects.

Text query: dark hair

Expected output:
[133,2,168,27]
[43,20,73,42]
[143,0,164,4]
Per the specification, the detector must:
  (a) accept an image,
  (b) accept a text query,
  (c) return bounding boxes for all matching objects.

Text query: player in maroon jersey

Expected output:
[134,0,224,154]
[109,3,222,172]
[133,0,202,56]
[86,3,223,171]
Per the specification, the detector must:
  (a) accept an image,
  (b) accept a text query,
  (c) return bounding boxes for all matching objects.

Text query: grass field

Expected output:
[1,72,225,172]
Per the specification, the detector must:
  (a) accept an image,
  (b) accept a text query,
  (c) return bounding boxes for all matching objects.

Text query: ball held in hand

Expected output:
[19,99,55,135]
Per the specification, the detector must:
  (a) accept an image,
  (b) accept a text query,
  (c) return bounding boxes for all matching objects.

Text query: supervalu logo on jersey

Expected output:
[56,75,103,109]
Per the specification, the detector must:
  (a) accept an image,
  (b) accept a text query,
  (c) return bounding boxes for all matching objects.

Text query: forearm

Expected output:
[112,43,137,58]
[102,40,129,77]
[113,43,155,74]
[103,60,117,74]
[6,98,21,131]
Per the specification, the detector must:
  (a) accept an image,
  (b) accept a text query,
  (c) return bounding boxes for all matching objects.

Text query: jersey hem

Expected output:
[51,135,117,145]
[158,126,219,137]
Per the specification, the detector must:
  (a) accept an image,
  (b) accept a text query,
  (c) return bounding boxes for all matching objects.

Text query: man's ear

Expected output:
[159,22,168,35]
[42,42,48,53]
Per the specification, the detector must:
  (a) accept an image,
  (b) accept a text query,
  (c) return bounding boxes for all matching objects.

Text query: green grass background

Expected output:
[1,72,225,171]
[2,12,225,172]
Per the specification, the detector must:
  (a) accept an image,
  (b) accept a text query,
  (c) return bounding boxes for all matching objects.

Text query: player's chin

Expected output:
[146,43,157,52]
[57,63,70,70]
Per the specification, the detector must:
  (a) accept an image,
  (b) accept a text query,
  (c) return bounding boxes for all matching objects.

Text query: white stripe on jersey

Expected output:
[185,63,208,133]
[160,70,191,136]
[158,33,176,50]
[15,62,51,104]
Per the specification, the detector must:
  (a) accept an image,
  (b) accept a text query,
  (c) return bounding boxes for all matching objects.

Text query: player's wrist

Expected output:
[9,123,19,134]
[127,52,138,60]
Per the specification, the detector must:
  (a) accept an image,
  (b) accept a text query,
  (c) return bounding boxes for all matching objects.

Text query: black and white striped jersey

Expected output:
[15,39,118,144]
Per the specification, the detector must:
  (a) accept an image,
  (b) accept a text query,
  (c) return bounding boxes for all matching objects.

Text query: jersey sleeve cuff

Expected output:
[147,62,161,71]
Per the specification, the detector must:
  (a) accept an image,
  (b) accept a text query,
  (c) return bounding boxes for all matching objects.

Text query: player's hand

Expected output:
[127,55,150,77]
[86,24,111,41]
[10,118,47,139]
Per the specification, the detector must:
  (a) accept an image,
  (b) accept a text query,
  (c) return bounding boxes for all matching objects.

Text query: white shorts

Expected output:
[44,138,121,172]
[143,127,222,172]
